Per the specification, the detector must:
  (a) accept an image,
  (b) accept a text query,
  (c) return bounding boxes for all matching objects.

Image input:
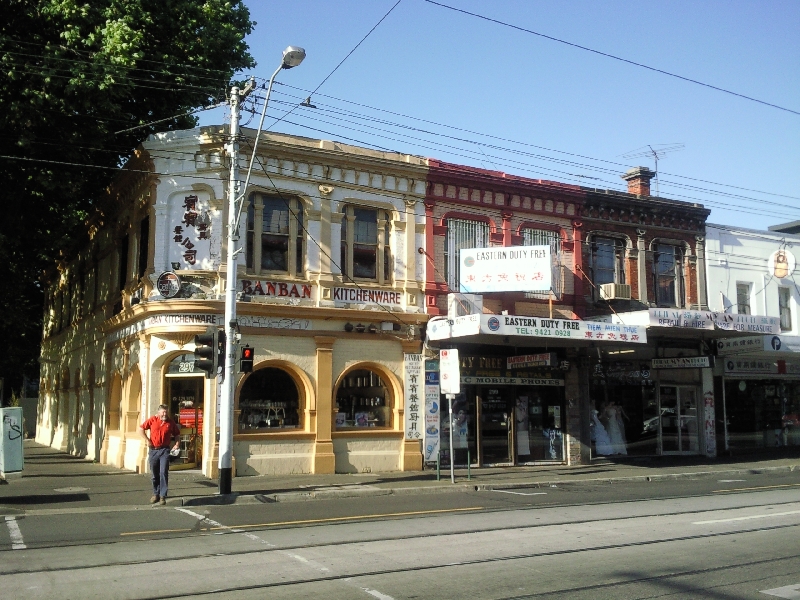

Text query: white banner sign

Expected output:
[440,349,461,395]
[717,334,800,355]
[507,353,557,369]
[403,354,424,440]
[712,313,780,334]
[651,357,710,369]
[483,315,647,343]
[459,246,551,293]
[649,309,780,334]
[649,309,714,330]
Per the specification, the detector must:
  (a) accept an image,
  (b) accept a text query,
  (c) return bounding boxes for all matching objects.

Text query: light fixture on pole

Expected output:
[218,45,306,496]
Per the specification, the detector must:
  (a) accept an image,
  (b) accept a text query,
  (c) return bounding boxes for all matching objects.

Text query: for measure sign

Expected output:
[459,246,551,293]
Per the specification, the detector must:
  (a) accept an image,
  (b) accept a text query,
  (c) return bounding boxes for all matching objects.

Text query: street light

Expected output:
[218,45,306,495]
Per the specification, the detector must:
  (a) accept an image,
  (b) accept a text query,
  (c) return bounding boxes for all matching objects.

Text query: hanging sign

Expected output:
[459,246,551,293]
[439,349,461,395]
[507,353,557,369]
[651,357,711,369]
[423,356,441,462]
[403,354,423,440]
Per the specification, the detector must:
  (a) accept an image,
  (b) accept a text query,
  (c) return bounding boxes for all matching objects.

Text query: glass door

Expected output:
[165,375,204,470]
[479,387,512,465]
[659,385,699,454]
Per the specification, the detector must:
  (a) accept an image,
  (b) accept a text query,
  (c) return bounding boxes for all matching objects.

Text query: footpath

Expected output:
[1,440,799,513]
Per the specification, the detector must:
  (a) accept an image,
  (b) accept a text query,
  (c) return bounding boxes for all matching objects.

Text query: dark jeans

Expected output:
[149,447,171,498]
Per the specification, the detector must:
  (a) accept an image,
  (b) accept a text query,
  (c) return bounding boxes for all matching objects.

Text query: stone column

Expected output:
[313,336,336,473]
[564,360,590,465]
[695,235,708,310]
[637,229,648,305]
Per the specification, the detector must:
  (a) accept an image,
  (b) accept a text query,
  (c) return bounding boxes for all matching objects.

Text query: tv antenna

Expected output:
[620,143,684,196]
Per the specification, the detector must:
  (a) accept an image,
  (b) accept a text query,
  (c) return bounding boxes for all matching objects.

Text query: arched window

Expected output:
[335,368,392,429]
[340,205,391,283]
[238,367,302,431]
[245,193,304,276]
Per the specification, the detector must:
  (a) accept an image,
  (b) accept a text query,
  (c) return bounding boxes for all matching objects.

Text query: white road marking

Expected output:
[5,516,26,550]
[174,507,274,546]
[693,509,800,525]
[362,587,395,600]
[717,479,746,483]
[493,490,547,496]
[761,583,800,598]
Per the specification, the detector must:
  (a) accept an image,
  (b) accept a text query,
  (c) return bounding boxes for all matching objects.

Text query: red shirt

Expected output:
[141,416,181,448]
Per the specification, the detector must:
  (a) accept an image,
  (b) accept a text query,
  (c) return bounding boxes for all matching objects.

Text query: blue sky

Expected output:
[199,0,800,230]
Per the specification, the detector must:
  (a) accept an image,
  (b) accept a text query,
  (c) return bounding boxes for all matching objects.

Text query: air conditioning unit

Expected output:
[600,283,632,300]
[447,293,483,318]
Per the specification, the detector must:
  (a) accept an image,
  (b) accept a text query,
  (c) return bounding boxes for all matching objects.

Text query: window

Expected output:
[779,287,792,331]
[445,218,489,291]
[654,244,684,307]
[335,369,392,429]
[590,237,625,295]
[238,367,302,431]
[522,228,561,299]
[736,283,751,315]
[340,205,391,282]
[246,193,304,276]
[138,216,150,279]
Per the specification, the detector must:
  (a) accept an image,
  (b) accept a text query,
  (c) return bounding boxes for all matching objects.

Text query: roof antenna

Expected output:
[620,143,684,196]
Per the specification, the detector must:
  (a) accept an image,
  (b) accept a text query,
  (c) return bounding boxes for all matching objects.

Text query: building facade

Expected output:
[706,223,800,454]
[37,127,429,477]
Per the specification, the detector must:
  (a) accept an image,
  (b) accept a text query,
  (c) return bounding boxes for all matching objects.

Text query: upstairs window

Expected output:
[736,283,751,315]
[246,193,304,276]
[590,237,625,292]
[779,287,792,331]
[654,244,685,307]
[340,206,391,283]
[445,218,489,291]
[522,228,561,254]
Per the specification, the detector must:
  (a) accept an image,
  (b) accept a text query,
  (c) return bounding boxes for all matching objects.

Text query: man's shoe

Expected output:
[159,498,166,505]
[150,495,159,504]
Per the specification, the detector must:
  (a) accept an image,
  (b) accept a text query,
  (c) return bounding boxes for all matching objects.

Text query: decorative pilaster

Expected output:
[637,229,648,305]
[313,336,336,473]
[695,236,708,310]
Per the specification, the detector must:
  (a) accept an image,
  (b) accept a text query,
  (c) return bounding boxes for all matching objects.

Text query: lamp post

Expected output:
[219,46,306,495]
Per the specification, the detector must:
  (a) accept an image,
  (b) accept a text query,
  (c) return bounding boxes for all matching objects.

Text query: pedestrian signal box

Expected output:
[240,346,254,373]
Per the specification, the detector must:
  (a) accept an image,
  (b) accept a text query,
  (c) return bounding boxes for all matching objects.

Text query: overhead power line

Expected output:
[423,0,800,117]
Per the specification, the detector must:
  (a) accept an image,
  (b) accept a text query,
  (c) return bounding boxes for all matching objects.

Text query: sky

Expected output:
[199,0,800,231]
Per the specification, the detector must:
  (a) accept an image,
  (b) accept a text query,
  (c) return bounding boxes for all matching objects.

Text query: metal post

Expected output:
[436,450,440,481]
[447,393,455,484]
[467,450,471,480]
[218,85,241,495]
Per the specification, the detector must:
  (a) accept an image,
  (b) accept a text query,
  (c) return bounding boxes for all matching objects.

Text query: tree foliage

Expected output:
[0,0,255,393]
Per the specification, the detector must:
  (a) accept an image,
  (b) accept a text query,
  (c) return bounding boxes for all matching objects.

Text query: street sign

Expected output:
[440,349,460,395]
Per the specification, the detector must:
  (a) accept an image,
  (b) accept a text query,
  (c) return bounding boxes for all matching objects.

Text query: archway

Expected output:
[333,364,399,430]
[125,368,142,433]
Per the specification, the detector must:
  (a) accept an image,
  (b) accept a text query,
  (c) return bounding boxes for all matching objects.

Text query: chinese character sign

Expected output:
[404,354,424,441]
[168,193,220,270]
[459,246,551,293]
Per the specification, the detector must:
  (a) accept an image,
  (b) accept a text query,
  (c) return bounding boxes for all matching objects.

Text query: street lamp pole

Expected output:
[219,47,306,495]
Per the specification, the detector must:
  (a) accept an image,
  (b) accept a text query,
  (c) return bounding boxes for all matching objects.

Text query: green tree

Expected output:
[0,0,255,393]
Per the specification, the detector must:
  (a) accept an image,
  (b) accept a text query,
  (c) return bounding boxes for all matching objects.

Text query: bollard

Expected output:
[467,450,471,480]
[436,450,440,481]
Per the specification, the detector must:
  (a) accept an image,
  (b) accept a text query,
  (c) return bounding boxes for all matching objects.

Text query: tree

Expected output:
[0,0,256,393]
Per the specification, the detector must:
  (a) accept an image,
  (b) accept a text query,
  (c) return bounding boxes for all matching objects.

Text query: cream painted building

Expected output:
[37,127,429,477]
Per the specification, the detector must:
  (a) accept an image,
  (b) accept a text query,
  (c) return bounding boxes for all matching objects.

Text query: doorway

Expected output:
[659,385,699,454]
[164,354,205,470]
[478,387,513,465]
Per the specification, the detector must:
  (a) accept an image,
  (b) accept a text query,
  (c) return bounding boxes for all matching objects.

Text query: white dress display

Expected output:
[592,410,614,456]
[605,406,628,455]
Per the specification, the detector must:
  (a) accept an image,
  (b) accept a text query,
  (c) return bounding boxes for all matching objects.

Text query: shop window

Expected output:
[238,367,302,431]
[725,380,800,449]
[335,369,392,429]
[653,244,684,307]
[589,236,625,293]
[245,193,304,276]
[340,206,391,282]
[736,283,751,315]
[779,287,792,331]
[445,218,489,291]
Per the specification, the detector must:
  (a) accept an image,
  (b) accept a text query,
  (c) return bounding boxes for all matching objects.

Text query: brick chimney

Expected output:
[622,166,656,196]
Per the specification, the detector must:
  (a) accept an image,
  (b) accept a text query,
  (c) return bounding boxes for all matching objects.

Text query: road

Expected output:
[1,472,799,599]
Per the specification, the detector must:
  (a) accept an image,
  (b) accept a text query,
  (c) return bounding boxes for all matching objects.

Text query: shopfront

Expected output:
[163,354,205,470]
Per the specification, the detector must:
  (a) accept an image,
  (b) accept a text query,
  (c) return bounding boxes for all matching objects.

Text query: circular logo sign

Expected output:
[771,336,782,351]
[463,256,475,268]
[487,316,500,331]
[768,249,795,279]
[156,272,181,298]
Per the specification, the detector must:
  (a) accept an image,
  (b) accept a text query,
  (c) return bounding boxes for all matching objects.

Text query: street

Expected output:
[2,470,800,599]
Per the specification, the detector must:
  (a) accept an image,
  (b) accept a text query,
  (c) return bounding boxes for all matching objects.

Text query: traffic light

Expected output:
[194,328,224,379]
[240,345,254,373]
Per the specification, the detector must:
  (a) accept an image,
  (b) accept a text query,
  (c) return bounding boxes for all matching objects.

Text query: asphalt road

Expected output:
[2,472,800,599]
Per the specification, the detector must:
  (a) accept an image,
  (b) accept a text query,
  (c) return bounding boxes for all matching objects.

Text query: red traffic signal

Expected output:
[240,346,254,373]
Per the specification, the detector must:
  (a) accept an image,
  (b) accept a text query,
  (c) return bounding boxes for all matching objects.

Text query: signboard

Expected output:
[723,358,800,375]
[423,356,441,462]
[169,194,220,269]
[769,248,795,279]
[403,354,423,440]
[717,335,800,355]
[649,309,780,334]
[461,376,564,386]
[426,315,481,341]
[178,409,203,429]
[241,280,313,299]
[651,357,711,369]
[483,315,647,343]
[507,353,557,369]
[439,349,461,395]
[156,272,181,298]
[333,287,402,306]
[649,309,714,330]
[712,313,780,334]
[459,246,551,293]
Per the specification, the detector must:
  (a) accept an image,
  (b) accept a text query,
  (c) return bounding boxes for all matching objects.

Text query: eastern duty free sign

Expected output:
[459,246,552,294]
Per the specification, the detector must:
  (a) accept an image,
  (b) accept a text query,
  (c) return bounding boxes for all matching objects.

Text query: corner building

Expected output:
[37,127,428,477]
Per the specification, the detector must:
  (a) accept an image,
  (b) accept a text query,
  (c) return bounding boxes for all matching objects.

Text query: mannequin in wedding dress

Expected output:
[592,409,614,455]
[604,402,628,455]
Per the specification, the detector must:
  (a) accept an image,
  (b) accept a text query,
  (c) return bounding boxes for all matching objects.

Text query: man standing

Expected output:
[139,404,181,505]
